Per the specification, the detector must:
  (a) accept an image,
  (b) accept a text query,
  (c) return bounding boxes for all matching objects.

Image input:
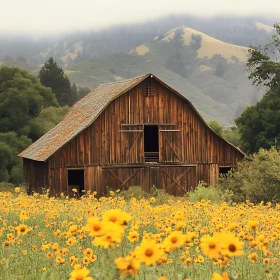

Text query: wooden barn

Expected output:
[19,73,244,196]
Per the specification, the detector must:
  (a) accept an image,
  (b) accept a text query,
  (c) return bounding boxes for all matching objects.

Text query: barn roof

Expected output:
[19,73,245,161]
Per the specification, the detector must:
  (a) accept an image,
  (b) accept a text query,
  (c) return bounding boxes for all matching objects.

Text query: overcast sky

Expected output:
[1,0,279,34]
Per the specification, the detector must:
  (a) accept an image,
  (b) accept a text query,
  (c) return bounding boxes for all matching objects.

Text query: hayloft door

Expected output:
[158,125,182,162]
[119,124,144,163]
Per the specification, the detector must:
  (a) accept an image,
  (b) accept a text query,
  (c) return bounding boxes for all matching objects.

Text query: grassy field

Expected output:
[0,188,279,280]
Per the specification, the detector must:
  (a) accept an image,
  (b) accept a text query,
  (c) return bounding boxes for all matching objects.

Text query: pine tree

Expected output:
[39,57,76,106]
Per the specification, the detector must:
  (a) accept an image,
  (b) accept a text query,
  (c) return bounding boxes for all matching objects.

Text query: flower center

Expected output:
[229,244,237,252]
[171,237,178,243]
[145,249,154,257]
[93,225,101,231]
[209,242,216,249]
[110,216,117,222]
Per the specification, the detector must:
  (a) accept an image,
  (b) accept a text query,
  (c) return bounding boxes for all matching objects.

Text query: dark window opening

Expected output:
[143,85,154,97]
[144,125,159,162]
[219,167,232,176]
[68,169,85,196]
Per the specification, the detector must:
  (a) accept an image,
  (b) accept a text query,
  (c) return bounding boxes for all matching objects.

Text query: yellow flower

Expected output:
[115,256,140,276]
[263,258,270,264]
[248,252,258,263]
[150,197,156,203]
[163,231,186,251]
[217,232,244,257]
[66,238,77,246]
[83,256,90,265]
[14,187,21,193]
[195,255,205,263]
[19,211,29,221]
[69,266,93,280]
[69,225,78,236]
[247,220,259,230]
[102,209,131,226]
[16,224,32,235]
[201,235,221,259]
[127,230,139,243]
[175,221,185,231]
[92,222,124,248]
[135,239,163,266]
[56,256,65,265]
[83,248,93,257]
[86,218,104,237]
[212,272,229,280]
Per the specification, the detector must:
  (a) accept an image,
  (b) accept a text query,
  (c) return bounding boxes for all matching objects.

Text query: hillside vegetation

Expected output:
[66,25,265,124]
[0,16,273,124]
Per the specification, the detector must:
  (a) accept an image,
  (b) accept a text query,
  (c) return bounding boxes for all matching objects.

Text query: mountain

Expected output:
[0,16,273,124]
[65,25,265,124]
[0,15,275,65]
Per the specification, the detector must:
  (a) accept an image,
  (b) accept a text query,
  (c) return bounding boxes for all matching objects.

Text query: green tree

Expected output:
[29,106,69,141]
[207,120,223,136]
[0,132,31,184]
[77,85,91,99]
[222,126,241,147]
[236,23,280,153]
[0,66,58,136]
[247,23,280,90]
[39,57,77,106]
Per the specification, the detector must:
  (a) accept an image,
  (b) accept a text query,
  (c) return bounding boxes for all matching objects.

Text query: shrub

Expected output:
[116,186,149,200]
[0,182,15,192]
[219,147,280,203]
[188,182,233,203]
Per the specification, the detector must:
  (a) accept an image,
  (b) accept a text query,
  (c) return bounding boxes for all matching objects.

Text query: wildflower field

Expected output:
[0,189,280,280]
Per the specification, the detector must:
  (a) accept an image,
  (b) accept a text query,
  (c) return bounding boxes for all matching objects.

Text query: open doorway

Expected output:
[219,167,232,177]
[144,125,159,162]
[68,169,85,196]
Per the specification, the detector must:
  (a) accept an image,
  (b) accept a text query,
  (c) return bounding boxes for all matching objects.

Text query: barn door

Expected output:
[159,166,196,196]
[103,167,144,192]
[120,124,144,163]
[159,125,182,162]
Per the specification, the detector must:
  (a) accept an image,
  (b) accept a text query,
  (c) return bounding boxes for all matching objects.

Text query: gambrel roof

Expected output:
[19,73,244,161]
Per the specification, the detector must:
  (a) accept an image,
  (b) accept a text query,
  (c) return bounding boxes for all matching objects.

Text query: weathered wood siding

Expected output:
[43,77,243,195]
[23,158,48,193]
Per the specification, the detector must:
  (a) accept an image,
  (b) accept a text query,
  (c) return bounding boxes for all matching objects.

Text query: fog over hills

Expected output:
[0,14,274,124]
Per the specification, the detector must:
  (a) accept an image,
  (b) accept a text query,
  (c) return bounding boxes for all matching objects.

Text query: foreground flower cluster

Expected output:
[0,190,280,280]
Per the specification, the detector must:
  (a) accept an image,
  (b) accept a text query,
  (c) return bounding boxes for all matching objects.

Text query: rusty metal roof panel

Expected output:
[19,74,149,161]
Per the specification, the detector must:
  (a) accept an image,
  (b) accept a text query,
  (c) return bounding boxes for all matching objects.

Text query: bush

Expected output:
[188,182,232,203]
[115,186,149,200]
[219,147,280,203]
[116,185,181,205]
[0,182,15,192]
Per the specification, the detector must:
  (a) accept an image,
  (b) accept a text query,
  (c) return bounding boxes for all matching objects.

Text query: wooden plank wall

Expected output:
[38,77,244,195]
[23,158,48,193]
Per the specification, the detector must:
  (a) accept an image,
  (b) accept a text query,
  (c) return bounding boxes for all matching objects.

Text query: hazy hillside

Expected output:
[0,16,272,124]
[65,25,265,124]
[0,15,275,66]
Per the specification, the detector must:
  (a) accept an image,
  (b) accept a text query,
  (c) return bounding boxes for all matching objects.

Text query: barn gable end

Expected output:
[19,73,244,196]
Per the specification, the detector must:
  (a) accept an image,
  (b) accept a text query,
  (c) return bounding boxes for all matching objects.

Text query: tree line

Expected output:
[0,58,90,183]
